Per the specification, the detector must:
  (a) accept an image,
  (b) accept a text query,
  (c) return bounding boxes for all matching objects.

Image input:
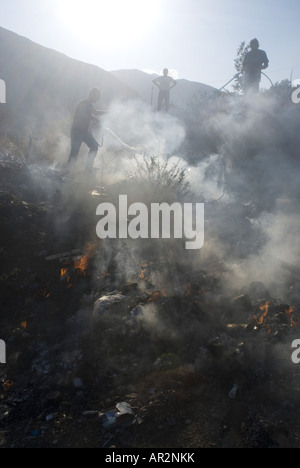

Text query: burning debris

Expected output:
[74,241,100,276]
[2,88,300,449]
[60,267,72,287]
[255,301,270,327]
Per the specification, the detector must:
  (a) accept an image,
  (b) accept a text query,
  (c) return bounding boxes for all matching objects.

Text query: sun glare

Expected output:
[58,0,162,48]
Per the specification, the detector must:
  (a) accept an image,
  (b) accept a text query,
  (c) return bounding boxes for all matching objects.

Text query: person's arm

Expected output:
[261,52,269,70]
[170,79,177,89]
[152,77,160,88]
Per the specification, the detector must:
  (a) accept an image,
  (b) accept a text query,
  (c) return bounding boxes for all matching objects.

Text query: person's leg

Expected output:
[84,131,99,172]
[157,91,162,111]
[164,92,170,112]
[253,79,260,94]
[158,91,164,111]
[244,74,260,96]
[68,132,82,166]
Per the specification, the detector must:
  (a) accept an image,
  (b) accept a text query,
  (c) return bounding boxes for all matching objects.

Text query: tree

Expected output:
[233,41,250,94]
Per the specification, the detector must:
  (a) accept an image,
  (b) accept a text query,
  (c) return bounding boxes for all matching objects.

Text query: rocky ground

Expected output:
[1,145,300,449]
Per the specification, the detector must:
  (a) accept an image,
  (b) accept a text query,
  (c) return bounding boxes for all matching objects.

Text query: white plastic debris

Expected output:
[93,292,126,317]
[116,402,133,415]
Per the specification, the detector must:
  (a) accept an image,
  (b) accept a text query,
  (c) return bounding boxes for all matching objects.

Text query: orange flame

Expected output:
[60,268,68,279]
[74,242,98,276]
[61,268,72,288]
[147,291,167,302]
[140,264,147,280]
[39,288,50,299]
[3,380,14,392]
[257,301,270,325]
[74,255,89,276]
[285,306,299,327]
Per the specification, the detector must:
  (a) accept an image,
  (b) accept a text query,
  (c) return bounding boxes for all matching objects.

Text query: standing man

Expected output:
[68,87,106,172]
[242,39,269,95]
[152,68,177,111]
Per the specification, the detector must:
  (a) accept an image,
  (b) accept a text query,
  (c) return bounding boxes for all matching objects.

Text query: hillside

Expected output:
[0,26,138,155]
[0,26,217,138]
[0,27,218,164]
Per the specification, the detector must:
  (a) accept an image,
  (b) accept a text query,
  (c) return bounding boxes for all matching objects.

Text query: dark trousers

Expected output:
[158,90,170,111]
[69,129,99,170]
[244,73,260,95]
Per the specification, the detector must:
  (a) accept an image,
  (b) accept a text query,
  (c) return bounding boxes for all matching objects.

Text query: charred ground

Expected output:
[1,90,300,448]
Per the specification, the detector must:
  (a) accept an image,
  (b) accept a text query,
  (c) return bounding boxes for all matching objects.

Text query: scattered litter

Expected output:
[99,411,118,429]
[228,384,238,399]
[99,402,135,429]
[116,401,133,415]
[45,414,55,422]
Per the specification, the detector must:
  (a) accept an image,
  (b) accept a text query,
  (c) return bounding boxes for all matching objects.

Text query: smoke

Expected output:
[6,79,300,435]
[20,84,300,306]
[185,89,300,301]
[87,100,185,187]
[133,303,178,340]
[63,89,300,308]
[186,153,226,200]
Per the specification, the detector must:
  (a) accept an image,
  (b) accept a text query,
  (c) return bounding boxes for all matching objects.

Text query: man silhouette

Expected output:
[68,87,106,171]
[243,39,269,95]
[152,68,177,111]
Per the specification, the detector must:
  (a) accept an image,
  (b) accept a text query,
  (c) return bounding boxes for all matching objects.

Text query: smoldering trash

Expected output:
[2,85,300,449]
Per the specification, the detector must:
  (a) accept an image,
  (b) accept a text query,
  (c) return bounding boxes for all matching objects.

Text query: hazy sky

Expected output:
[1,0,300,89]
